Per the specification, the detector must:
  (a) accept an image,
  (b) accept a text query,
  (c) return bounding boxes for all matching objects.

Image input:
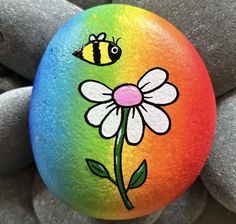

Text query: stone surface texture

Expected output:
[0,0,236,223]
[68,0,111,9]
[0,87,33,174]
[0,63,31,94]
[113,0,236,97]
[0,0,82,80]
[33,173,83,224]
[155,178,208,224]
[193,195,236,224]
[33,172,162,224]
[201,88,236,213]
[0,166,39,223]
[78,211,162,224]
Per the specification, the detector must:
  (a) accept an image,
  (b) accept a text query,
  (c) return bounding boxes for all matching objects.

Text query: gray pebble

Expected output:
[201,88,236,213]
[33,173,86,224]
[0,166,39,223]
[0,0,83,80]
[193,194,236,224]
[113,0,236,97]
[33,172,162,224]
[0,87,34,174]
[67,0,111,9]
[77,211,162,224]
[0,63,31,94]
[154,178,208,224]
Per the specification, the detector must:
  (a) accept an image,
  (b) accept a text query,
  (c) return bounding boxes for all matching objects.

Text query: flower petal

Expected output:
[138,68,168,93]
[100,108,121,138]
[126,108,144,145]
[144,83,178,105]
[139,102,170,134]
[86,101,116,126]
[79,80,112,102]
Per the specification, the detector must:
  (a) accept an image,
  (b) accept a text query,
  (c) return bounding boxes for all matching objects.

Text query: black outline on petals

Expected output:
[137,67,169,94]
[99,107,122,139]
[111,83,144,108]
[84,101,115,128]
[78,79,113,104]
[79,66,179,143]
[138,102,172,136]
[125,108,145,146]
[143,82,180,106]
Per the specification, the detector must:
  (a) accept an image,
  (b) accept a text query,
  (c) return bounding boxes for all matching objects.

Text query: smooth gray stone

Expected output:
[113,0,236,97]
[0,63,31,94]
[154,178,208,224]
[201,88,236,213]
[77,211,162,224]
[0,87,34,174]
[0,0,82,80]
[33,172,162,224]
[33,173,86,224]
[193,195,236,224]
[67,0,111,9]
[0,166,39,223]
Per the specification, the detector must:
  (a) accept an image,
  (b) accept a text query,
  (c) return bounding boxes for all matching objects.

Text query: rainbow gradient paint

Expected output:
[30,4,216,220]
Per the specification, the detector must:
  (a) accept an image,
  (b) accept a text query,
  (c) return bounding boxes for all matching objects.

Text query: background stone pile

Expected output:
[0,0,235,223]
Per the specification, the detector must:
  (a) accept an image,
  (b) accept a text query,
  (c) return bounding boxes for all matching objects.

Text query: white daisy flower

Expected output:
[79,67,179,145]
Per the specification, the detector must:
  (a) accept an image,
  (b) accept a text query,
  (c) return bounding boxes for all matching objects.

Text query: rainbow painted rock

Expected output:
[30,4,216,220]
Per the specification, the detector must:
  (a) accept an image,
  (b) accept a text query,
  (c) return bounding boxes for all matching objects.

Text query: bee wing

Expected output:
[89,34,97,42]
[97,32,106,40]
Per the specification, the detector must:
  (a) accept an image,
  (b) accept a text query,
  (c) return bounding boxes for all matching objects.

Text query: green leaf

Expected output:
[86,159,110,178]
[128,160,148,190]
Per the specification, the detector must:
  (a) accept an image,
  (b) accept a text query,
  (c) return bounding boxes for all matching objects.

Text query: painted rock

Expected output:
[30,4,216,220]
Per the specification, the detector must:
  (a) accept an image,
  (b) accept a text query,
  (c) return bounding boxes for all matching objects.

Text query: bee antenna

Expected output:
[116,38,121,44]
[112,36,115,43]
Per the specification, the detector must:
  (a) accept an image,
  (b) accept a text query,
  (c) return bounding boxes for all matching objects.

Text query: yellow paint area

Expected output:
[99,42,111,64]
[82,43,94,63]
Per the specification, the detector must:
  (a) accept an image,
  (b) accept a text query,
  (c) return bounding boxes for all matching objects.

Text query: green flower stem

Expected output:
[108,176,117,185]
[114,108,134,210]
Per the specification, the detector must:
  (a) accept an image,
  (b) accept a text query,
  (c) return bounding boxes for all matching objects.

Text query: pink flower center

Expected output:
[113,84,143,107]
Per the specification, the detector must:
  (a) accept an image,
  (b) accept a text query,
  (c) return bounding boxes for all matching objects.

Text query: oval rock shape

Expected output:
[0,87,33,174]
[30,4,216,220]
[201,89,236,213]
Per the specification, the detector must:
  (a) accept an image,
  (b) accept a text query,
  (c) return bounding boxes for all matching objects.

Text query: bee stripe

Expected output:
[93,42,101,65]
[99,42,112,64]
[82,44,94,63]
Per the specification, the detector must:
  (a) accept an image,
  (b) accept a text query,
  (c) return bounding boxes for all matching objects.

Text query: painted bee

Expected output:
[72,32,122,66]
